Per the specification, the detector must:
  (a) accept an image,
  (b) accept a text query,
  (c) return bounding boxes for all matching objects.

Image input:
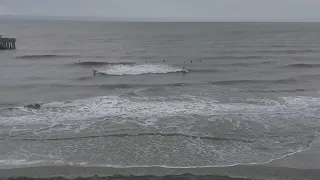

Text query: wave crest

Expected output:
[97,64,187,76]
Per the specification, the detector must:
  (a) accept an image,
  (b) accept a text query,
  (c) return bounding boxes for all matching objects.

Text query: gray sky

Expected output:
[0,0,320,21]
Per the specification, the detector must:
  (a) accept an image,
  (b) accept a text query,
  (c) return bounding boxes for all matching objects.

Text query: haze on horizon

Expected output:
[0,0,320,22]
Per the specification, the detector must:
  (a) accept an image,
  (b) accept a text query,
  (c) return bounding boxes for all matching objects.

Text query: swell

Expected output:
[2,82,194,91]
[71,61,135,66]
[259,49,315,54]
[199,50,314,61]
[3,78,297,90]
[15,54,107,59]
[205,55,268,60]
[3,132,253,143]
[299,74,320,79]
[189,62,272,68]
[226,61,272,67]
[188,69,221,73]
[217,49,315,54]
[281,63,320,68]
[242,89,306,93]
[98,82,191,89]
[207,78,297,85]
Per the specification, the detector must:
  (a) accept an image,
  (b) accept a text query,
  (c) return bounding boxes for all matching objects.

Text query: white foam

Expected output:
[0,159,44,167]
[1,95,319,128]
[281,96,320,108]
[1,95,319,168]
[0,159,81,168]
[98,64,186,76]
[245,98,281,106]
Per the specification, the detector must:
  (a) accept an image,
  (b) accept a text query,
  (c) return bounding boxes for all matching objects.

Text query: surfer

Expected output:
[24,103,41,109]
[182,67,187,75]
[93,69,97,75]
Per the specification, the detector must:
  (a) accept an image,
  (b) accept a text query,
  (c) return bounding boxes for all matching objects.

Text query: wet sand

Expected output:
[1,165,319,180]
[1,142,320,180]
[1,174,252,180]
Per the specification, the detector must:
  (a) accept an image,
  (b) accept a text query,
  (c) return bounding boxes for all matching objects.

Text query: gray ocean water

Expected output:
[1,21,320,168]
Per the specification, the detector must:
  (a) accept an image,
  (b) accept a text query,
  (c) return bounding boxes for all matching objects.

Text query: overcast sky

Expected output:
[0,0,319,22]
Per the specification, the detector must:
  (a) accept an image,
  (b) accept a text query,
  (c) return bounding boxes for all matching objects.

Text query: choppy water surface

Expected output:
[1,21,320,168]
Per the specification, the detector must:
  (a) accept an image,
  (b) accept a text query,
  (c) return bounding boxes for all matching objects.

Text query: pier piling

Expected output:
[0,35,16,50]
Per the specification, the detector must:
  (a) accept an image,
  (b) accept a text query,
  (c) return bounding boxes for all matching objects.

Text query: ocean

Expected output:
[0,21,320,171]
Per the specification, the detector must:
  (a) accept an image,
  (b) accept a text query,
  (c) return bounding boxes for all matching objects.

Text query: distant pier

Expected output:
[0,35,16,50]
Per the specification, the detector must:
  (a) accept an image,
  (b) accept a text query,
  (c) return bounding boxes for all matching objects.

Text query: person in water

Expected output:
[24,103,41,109]
[182,67,187,75]
[93,69,97,75]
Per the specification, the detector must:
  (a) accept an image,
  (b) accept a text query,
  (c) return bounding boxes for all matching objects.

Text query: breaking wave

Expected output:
[96,64,187,76]
[0,95,319,168]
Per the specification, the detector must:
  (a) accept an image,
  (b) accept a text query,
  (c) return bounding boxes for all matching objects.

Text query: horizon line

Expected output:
[0,14,320,23]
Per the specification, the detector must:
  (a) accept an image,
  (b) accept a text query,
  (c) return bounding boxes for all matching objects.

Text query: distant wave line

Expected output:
[242,89,306,93]
[1,78,298,90]
[0,82,194,91]
[15,54,108,59]
[206,78,297,85]
[201,55,269,60]
[281,63,320,68]
[71,61,135,66]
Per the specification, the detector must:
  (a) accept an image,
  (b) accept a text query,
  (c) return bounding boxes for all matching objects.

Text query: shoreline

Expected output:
[0,165,319,180]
